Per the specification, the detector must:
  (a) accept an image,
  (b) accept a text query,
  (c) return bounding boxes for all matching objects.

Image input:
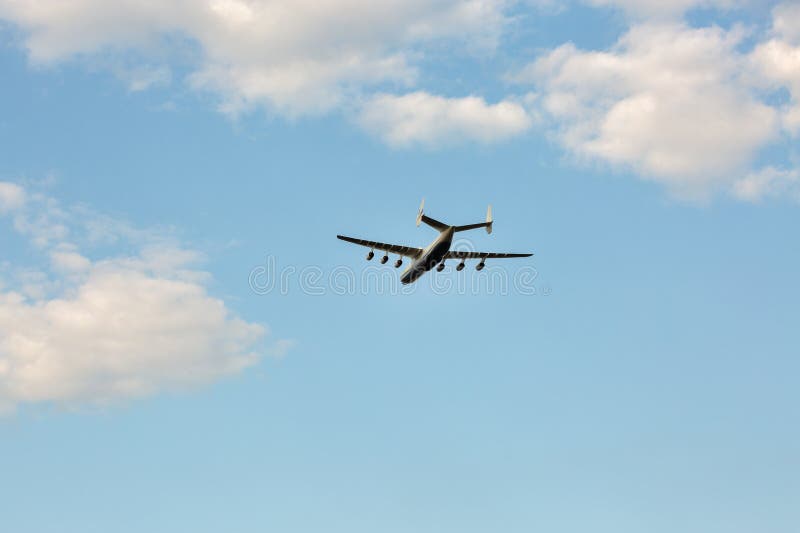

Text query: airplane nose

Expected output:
[400,270,415,285]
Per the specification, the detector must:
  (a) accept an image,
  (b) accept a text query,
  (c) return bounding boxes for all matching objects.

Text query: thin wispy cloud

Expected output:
[585,0,741,18]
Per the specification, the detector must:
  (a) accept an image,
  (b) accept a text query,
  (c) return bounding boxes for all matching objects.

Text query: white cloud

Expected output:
[0,257,264,411]
[50,248,91,273]
[733,166,800,202]
[519,23,780,199]
[1,2,798,198]
[189,52,415,117]
[0,0,509,117]
[773,2,800,45]
[585,0,740,18]
[358,92,533,147]
[0,182,25,212]
[115,64,172,92]
[0,182,276,413]
[750,37,800,136]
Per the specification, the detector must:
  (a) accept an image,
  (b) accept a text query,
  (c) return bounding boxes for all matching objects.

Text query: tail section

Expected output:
[454,204,493,234]
[416,198,449,232]
[416,200,493,234]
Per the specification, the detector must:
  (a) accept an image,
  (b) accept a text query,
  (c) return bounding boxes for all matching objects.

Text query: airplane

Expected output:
[337,199,533,285]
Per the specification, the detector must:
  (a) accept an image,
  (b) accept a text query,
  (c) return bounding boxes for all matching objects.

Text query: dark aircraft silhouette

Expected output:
[338,200,533,284]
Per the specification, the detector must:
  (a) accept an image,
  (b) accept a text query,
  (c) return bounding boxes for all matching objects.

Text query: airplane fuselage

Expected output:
[400,227,454,285]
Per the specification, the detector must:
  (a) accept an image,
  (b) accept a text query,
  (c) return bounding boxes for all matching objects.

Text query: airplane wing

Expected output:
[446,251,533,259]
[337,235,423,258]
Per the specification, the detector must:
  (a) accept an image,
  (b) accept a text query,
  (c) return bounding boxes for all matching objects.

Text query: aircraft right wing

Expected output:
[445,251,533,259]
[337,235,423,258]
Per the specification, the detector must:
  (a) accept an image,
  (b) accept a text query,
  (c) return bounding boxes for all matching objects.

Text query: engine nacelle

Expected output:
[456,261,465,271]
[366,251,374,261]
[380,255,389,264]
[436,262,445,272]
[476,261,485,271]
[394,259,403,268]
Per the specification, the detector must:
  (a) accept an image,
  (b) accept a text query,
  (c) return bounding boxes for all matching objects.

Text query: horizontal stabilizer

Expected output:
[454,204,494,234]
[416,198,449,231]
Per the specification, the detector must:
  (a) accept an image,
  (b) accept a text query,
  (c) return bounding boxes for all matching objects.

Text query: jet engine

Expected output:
[476,261,485,271]
[436,262,445,272]
[380,255,389,264]
[456,261,465,271]
[366,251,374,261]
[394,259,403,268]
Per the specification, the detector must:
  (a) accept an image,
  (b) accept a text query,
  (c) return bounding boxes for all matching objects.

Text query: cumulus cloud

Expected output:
[518,23,783,199]
[0,182,274,413]
[358,92,533,147]
[0,0,508,117]
[750,33,800,136]
[1,1,799,199]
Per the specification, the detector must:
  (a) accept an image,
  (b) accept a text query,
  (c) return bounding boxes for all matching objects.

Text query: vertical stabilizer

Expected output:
[416,198,425,227]
[486,204,493,234]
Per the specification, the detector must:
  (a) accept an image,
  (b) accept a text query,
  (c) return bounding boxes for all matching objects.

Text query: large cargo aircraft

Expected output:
[337,200,533,285]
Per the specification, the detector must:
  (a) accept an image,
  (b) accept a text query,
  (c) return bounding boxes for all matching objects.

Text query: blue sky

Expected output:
[1,1,799,532]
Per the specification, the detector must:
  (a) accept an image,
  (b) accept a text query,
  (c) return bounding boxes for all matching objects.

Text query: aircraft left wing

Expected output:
[337,235,423,258]
[446,251,533,259]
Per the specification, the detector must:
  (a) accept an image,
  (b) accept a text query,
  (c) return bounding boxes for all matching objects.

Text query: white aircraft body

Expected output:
[337,200,533,285]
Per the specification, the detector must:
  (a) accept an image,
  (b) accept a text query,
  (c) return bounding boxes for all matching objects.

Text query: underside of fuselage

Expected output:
[400,229,453,284]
